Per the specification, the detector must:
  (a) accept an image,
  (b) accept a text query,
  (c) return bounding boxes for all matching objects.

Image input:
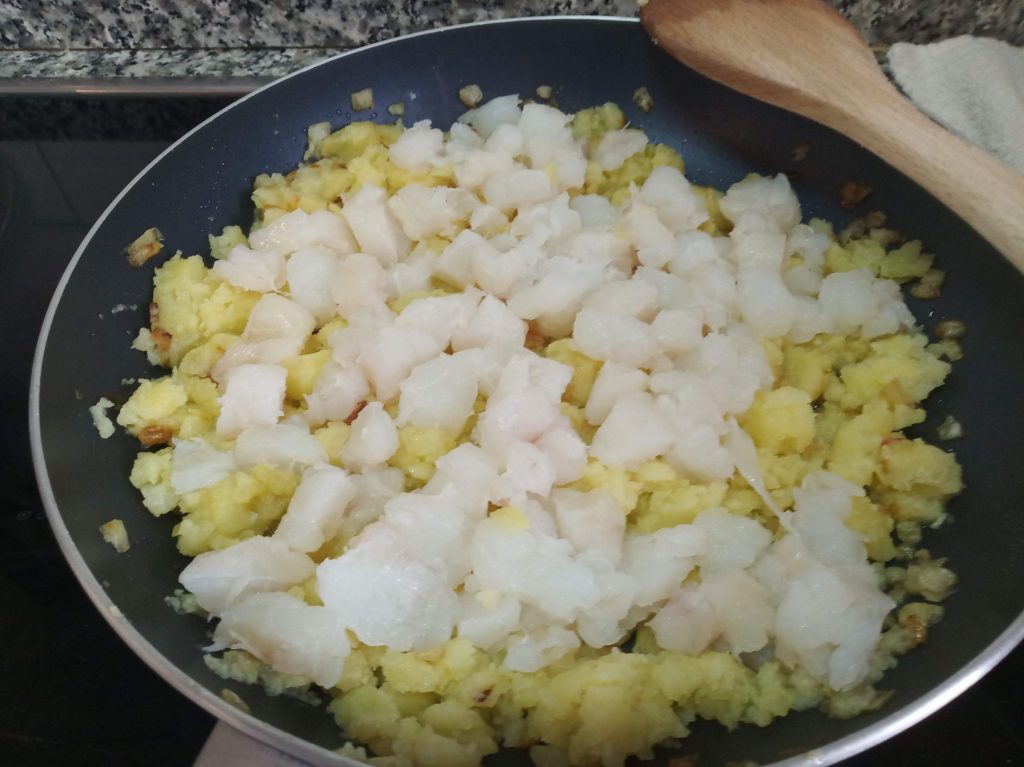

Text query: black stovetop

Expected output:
[1,98,1020,767]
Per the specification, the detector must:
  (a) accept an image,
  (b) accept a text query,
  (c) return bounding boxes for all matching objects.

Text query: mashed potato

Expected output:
[117,95,961,767]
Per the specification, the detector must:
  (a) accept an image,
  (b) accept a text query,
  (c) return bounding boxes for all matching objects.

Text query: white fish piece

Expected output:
[521,498,560,538]
[620,199,677,270]
[817,269,914,340]
[494,350,573,404]
[786,223,830,274]
[388,120,445,171]
[787,294,835,343]
[211,292,316,385]
[486,123,525,158]
[482,167,554,213]
[304,361,370,428]
[457,590,522,650]
[179,535,316,614]
[455,146,519,191]
[330,307,396,368]
[767,542,894,690]
[543,136,589,190]
[391,244,436,295]
[469,515,603,623]
[503,625,581,672]
[669,230,720,274]
[213,591,350,688]
[590,392,676,469]
[551,488,625,565]
[574,568,639,648]
[655,394,734,482]
[244,293,317,342]
[332,252,395,319]
[639,165,709,232]
[691,507,773,573]
[530,254,615,335]
[536,424,587,486]
[738,266,797,338]
[216,363,287,438]
[458,94,522,139]
[171,437,237,495]
[248,209,357,257]
[665,424,734,482]
[519,102,571,143]
[732,230,788,272]
[570,194,620,229]
[620,525,706,608]
[211,336,306,384]
[274,464,358,553]
[720,173,802,232]
[509,193,582,247]
[445,121,485,163]
[590,128,648,171]
[477,390,561,459]
[633,266,692,311]
[422,443,499,518]
[647,370,721,414]
[387,183,479,241]
[456,345,517,398]
[358,325,446,401]
[340,183,411,265]
[341,402,399,471]
[450,294,527,352]
[234,423,327,470]
[211,244,286,293]
[469,203,509,237]
[286,246,340,324]
[681,260,738,331]
[584,278,660,321]
[650,308,703,356]
[435,228,495,289]
[791,471,871,573]
[649,584,718,655]
[338,467,406,543]
[506,270,591,333]
[700,569,774,656]
[679,327,773,416]
[584,362,648,426]
[472,234,544,298]
[565,229,635,276]
[397,353,479,433]
[494,439,557,503]
[317,522,458,651]
[382,489,475,586]
[572,307,661,368]
[394,289,483,347]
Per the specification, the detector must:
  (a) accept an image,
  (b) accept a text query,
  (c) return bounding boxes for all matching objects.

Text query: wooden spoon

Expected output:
[640,0,1024,271]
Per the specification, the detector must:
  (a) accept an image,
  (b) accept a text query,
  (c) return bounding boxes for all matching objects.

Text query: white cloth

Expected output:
[889,36,1024,173]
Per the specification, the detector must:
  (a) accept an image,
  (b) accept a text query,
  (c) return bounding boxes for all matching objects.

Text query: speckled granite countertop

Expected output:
[1,0,1020,85]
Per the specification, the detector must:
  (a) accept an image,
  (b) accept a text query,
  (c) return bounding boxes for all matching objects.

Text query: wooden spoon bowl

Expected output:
[640,0,1024,269]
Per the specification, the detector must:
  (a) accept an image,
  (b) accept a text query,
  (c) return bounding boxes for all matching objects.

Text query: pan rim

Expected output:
[28,13,1024,767]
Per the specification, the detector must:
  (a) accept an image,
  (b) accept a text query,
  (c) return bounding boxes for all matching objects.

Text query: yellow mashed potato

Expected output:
[118,105,961,767]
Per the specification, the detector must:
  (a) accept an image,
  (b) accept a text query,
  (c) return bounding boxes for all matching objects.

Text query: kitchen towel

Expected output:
[889,35,1024,173]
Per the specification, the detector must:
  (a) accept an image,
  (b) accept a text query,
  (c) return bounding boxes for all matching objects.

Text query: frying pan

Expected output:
[29,16,1024,767]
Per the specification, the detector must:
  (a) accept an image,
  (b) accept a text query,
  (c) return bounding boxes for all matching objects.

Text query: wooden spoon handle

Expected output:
[830,83,1024,271]
[640,0,1024,270]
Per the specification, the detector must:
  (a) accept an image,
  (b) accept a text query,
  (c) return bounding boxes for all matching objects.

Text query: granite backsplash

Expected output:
[0,0,1020,139]
[2,0,1021,53]
[1,0,1021,83]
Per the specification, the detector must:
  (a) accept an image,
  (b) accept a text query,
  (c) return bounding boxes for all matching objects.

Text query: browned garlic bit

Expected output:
[125,227,164,267]
[839,179,874,210]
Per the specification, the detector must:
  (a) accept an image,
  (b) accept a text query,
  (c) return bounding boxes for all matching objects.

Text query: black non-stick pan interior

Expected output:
[32,17,1024,767]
